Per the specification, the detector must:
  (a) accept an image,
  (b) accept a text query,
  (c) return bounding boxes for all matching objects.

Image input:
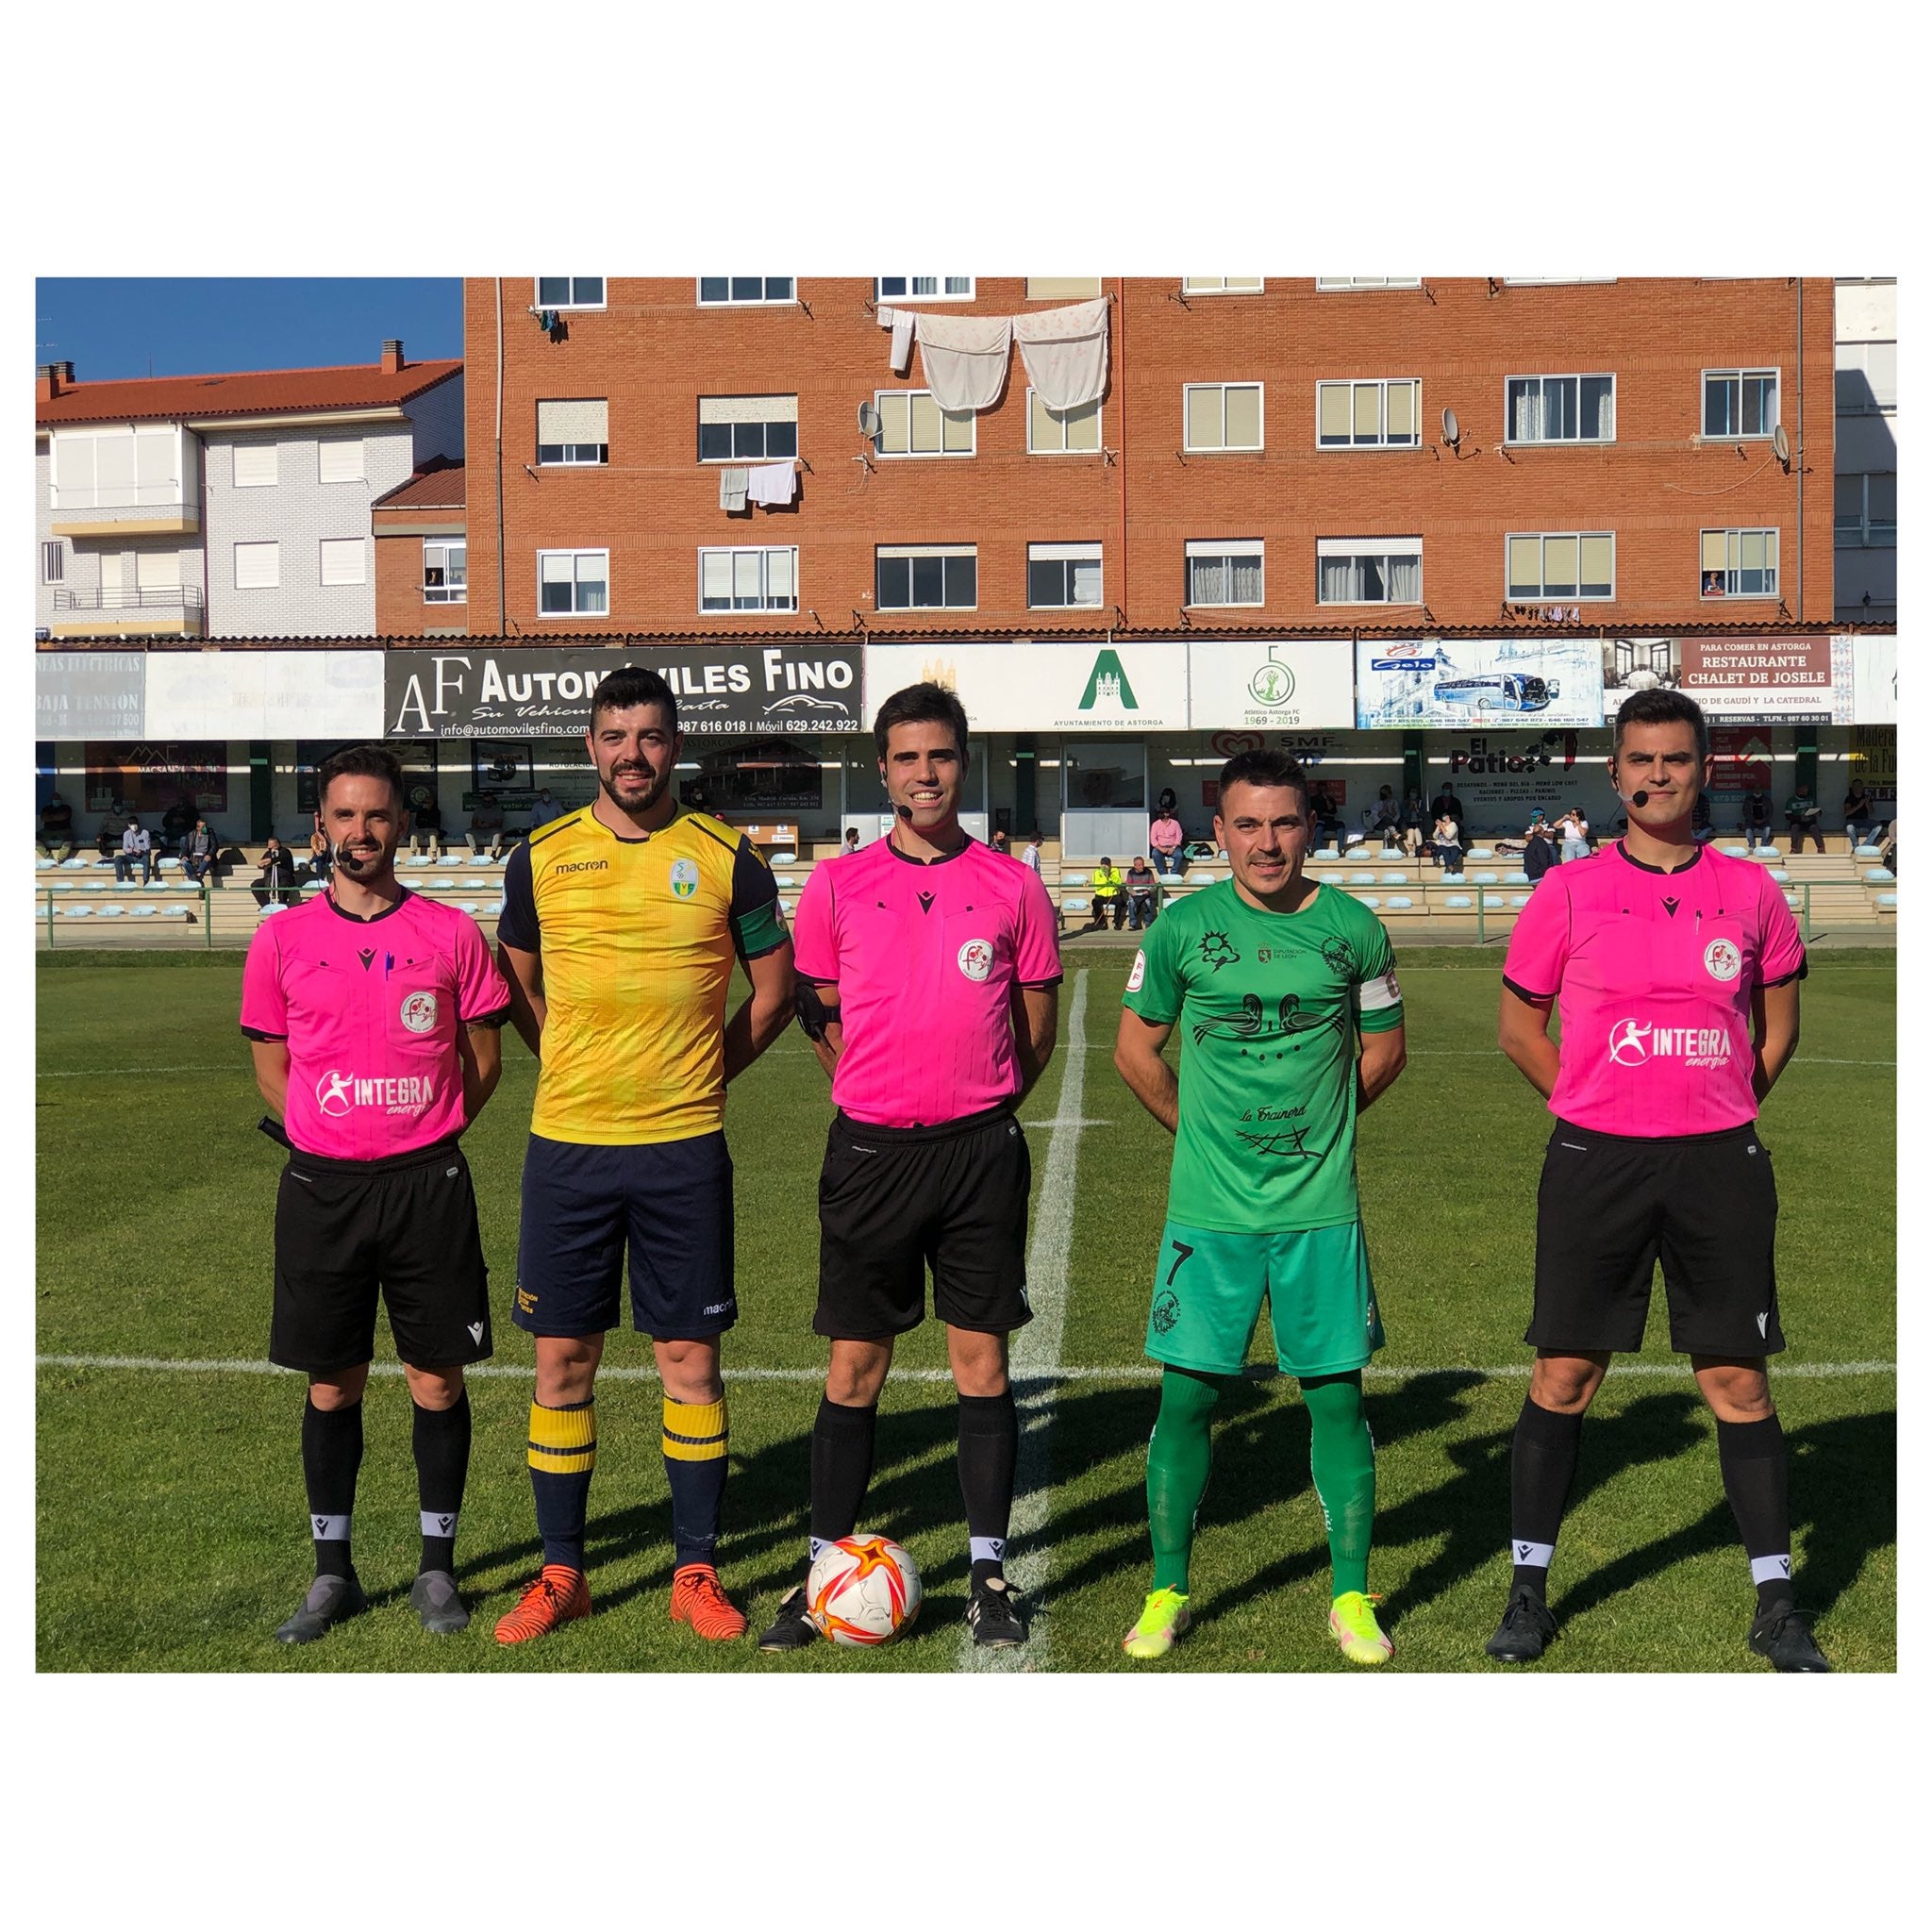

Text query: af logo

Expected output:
[1151,1290,1181,1335]
[1607,1019,1652,1066]
[1198,931,1240,972]
[956,938,993,982]
[669,857,700,899]
[400,991,438,1033]
[1704,937,1742,982]
[316,1070,356,1117]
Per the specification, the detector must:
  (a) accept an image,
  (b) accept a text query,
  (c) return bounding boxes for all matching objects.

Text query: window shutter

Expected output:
[320,538,366,586]
[235,541,279,590]
[695,395,794,425]
[538,399,611,442]
[318,438,364,483]
[232,442,277,488]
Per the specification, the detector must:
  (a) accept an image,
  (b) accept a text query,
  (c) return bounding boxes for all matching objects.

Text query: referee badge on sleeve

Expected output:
[1126,950,1146,992]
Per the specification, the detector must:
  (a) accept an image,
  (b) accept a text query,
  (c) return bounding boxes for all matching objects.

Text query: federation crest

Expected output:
[1703,938,1742,982]
[669,857,700,899]
[400,991,439,1034]
[1126,949,1146,992]
[957,938,994,982]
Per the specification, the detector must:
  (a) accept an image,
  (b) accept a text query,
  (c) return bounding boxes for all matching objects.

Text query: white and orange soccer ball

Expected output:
[807,1534,923,1646]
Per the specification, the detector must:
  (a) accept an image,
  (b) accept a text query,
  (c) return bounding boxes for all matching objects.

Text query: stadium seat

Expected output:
[1768,868,1790,882]
[258,902,286,915]
[1443,894,1473,908]
[1482,893,1507,907]
[60,858,90,870]
[97,906,125,918]
[1354,894,1380,909]
[129,906,158,918]
[1877,891,1897,908]
[58,905,92,918]
[1061,896,1091,916]
[1864,867,1896,883]
[1855,843,1885,858]
[1381,872,1407,885]
[1746,848,1777,861]
[402,855,431,867]
[768,849,798,866]
[1060,873,1090,888]
[85,880,112,891]
[1510,893,1532,907]
[1506,870,1529,883]
[1348,872,1377,885]
[1440,872,1465,884]
[1386,895,1414,908]
[1472,871,1499,884]
[36,858,55,871]
[1720,844,1751,857]
[1467,847,1495,859]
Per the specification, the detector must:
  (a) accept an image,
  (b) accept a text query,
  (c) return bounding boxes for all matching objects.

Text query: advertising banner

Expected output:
[1356,635,1602,729]
[1852,724,1897,811]
[36,653,145,740]
[1188,638,1355,730]
[81,741,229,816]
[1674,635,1851,723]
[1852,634,1896,724]
[864,641,1189,731]
[146,649,384,739]
[384,643,862,739]
[1707,724,1775,794]
[1429,729,1616,833]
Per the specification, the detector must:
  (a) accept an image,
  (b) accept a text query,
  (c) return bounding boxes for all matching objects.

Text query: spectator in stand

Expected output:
[1312,786,1348,853]
[467,791,506,859]
[1370,787,1402,851]
[1842,780,1878,855]
[1149,802,1186,876]
[1021,834,1042,876]
[181,818,219,885]
[1091,857,1125,930]
[408,794,445,859]
[1523,817,1557,884]
[1877,820,1898,876]
[1156,786,1179,816]
[38,791,75,862]
[1430,782,1466,829]
[308,823,332,885]
[1124,857,1160,931]
[115,815,155,886]
[1431,810,1464,875]
[1741,784,1774,852]
[1557,808,1590,865]
[160,797,195,858]
[1399,792,1430,858]
[1690,793,1714,843]
[991,830,1011,857]
[96,808,125,858]
[842,827,862,857]
[526,786,568,834]
[1785,785,1824,856]
[253,836,300,908]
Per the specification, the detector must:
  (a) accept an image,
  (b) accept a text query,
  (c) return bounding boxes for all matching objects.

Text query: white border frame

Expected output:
[1179,276,1265,295]
[1182,381,1265,453]
[1025,541,1105,611]
[533,276,608,311]
[694,276,799,308]
[1502,372,1618,446]
[1503,530,1617,603]
[1314,276,1423,291]
[874,544,978,612]
[872,390,976,460]
[874,276,974,302]
[1314,378,1423,451]
[422,537,466,606]
[1699,366,1781,441]
[1024,388,1104,457]
[1182,538,1265,609]
[1314,536,1424,607]
[696,545,800,615]
[536,546,610,619]
[1698,526,1781,602]
[695,395,799,465]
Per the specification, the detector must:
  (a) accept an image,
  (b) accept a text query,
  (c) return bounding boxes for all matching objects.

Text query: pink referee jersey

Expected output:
[241,891,512,1161]
[792,838,1062,1127]
[1503,842,1806,1137]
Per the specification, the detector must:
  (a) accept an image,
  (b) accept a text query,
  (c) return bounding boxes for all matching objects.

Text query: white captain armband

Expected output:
[1357,968,1403,1013]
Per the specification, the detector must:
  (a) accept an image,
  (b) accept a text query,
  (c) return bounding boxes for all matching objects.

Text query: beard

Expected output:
[598,758,673,818]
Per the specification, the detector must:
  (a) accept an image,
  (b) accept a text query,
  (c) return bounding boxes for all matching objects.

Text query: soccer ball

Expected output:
[807,1534,922,1646]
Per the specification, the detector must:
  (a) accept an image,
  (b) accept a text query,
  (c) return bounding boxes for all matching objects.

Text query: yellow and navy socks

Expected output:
[527,1398,595,1571]
[662,1395,729,1570]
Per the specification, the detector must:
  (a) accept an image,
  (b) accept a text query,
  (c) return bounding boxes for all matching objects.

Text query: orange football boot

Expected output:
[669,1563,749,1640]
[493,1564,591,1644]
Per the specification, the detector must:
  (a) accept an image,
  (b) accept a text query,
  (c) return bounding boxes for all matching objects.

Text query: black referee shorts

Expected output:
[1529,1119,1783,1357]
[270,1138,491,1375]
[816,1107,1034,1341]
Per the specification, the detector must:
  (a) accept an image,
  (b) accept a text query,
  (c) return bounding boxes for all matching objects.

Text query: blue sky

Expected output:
[33,278,462,381]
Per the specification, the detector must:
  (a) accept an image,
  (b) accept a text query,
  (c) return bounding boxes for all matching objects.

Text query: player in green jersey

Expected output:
[1112,749,1407,1664]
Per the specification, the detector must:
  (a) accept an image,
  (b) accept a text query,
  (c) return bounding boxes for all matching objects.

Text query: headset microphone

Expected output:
[896,804,914,822]
[1630,790,1650,808]
[333,841,375,874]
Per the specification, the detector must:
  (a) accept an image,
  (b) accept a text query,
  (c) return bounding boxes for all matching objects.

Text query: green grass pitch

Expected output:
[36,943,1895,1673]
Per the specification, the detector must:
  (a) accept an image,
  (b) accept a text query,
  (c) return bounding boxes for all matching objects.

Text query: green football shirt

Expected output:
[1123,878,1403,1234]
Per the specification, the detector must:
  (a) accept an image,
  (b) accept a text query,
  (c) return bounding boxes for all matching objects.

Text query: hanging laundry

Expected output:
[1012,296,1109,411]
[910,310,1013,413]
[747,460,796,508]
[877,305,915,375]
[718,466,749,511]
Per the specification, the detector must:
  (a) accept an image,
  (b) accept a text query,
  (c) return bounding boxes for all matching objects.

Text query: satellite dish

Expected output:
[1773,424,1790,465]
[857,401,883,440]
[1441,406,1460,448]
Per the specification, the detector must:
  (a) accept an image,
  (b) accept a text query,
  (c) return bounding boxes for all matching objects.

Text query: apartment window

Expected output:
[1185,540,1264,608]
[1501,276,1616,286]
[874,391,974,458]
[538,399,610,465]
[697,276,794,305]
[49,425,181,510]
[1507,531,1615,601]
[696,395,797,463]
[1700,528,1779,599]
[423,540,466,604]
[536,276,605,308]
[876,544,976,610]
[319,538,366,588]
[875,277,973,301]
[42,541,62,583]
[1318,538,1423,605]
[1028,391,1102,454]
[538,549,608,616]
[1027,277,1102,299]
[318,438,364,484]
[1184,383,1263,452]
[1182,276,1263,294]
[1028,542,1104,608]
[232,442,278,488]
[1315,276,1422,290]
[1316,379,1419,449]
[1507,375,1615,443]
[1835,474,1896,548]
[1703,368,1779,438]
[699,546,797,613]
[234,541,280,591]
[1835,341,1898,412]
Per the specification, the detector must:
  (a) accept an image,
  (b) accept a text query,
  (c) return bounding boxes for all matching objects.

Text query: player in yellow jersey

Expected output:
[491,666,794,1643]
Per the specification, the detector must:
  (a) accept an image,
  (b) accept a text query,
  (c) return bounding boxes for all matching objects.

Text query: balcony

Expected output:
[49,489,202,538]
[50,585,206,639]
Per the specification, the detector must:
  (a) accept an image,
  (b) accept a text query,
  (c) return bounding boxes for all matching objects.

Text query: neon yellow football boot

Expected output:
[1122,1586,1192,1660]
[1327,1591,1393,1665]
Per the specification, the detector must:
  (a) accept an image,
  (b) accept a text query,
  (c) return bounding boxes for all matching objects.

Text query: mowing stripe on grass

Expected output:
[34,1354,1896,1383]
[959,967,1090,1674]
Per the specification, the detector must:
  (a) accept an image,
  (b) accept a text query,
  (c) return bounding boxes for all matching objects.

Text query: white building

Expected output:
[1834,279,1897,624]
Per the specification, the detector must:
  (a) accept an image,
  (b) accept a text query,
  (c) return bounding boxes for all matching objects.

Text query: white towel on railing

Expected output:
[877,305,915,375]
[747,461,796,508]
[718,466,749,511]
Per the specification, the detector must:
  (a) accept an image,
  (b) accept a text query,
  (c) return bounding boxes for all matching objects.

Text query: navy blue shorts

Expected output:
[513,1132,738,1341]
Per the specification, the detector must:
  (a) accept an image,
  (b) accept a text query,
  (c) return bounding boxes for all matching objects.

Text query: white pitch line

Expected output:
[960,968,1090,1674]
[33,1353,1896,1383]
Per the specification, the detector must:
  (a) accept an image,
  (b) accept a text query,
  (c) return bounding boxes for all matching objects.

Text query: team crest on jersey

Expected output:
[957,938,994,982]
[1126,949,1147,992]
[669,857,700,899]
[400,991,439,1033]
[1703,938,1742,982]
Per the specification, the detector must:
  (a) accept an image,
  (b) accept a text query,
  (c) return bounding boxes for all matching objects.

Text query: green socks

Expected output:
[1146,1367,1222,1593]
[1304,1371,1375,1598]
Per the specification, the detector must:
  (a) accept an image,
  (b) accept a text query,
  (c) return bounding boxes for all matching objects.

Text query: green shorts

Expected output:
[1145,1219,1383,1378]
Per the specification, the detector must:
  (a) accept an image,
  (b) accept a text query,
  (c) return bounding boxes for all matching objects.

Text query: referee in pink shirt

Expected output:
[1487,690,1828,1671]
[241,744,512,1645]
[758,683,1062,1651]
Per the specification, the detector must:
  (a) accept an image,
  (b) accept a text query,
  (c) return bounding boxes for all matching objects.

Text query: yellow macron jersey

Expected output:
[496,807,787,1144]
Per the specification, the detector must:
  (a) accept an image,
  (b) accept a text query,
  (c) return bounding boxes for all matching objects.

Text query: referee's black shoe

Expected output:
[758,1584,818,1653]
[966,1574,1027,1648]
[1484,1587,1557,1664]
[1749,1600,1832,1673]
[409,1570,470,1636]
[275,1573,367,1644]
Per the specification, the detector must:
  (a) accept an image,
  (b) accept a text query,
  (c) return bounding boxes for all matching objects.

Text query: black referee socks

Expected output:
[302,1396,364,1581]
[1716,1414,1795,1611]
[808,1396,878,1563]
[1507,1397,1585,1598]
[957,1390,1018,1585]
[412,1390,472,1576]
